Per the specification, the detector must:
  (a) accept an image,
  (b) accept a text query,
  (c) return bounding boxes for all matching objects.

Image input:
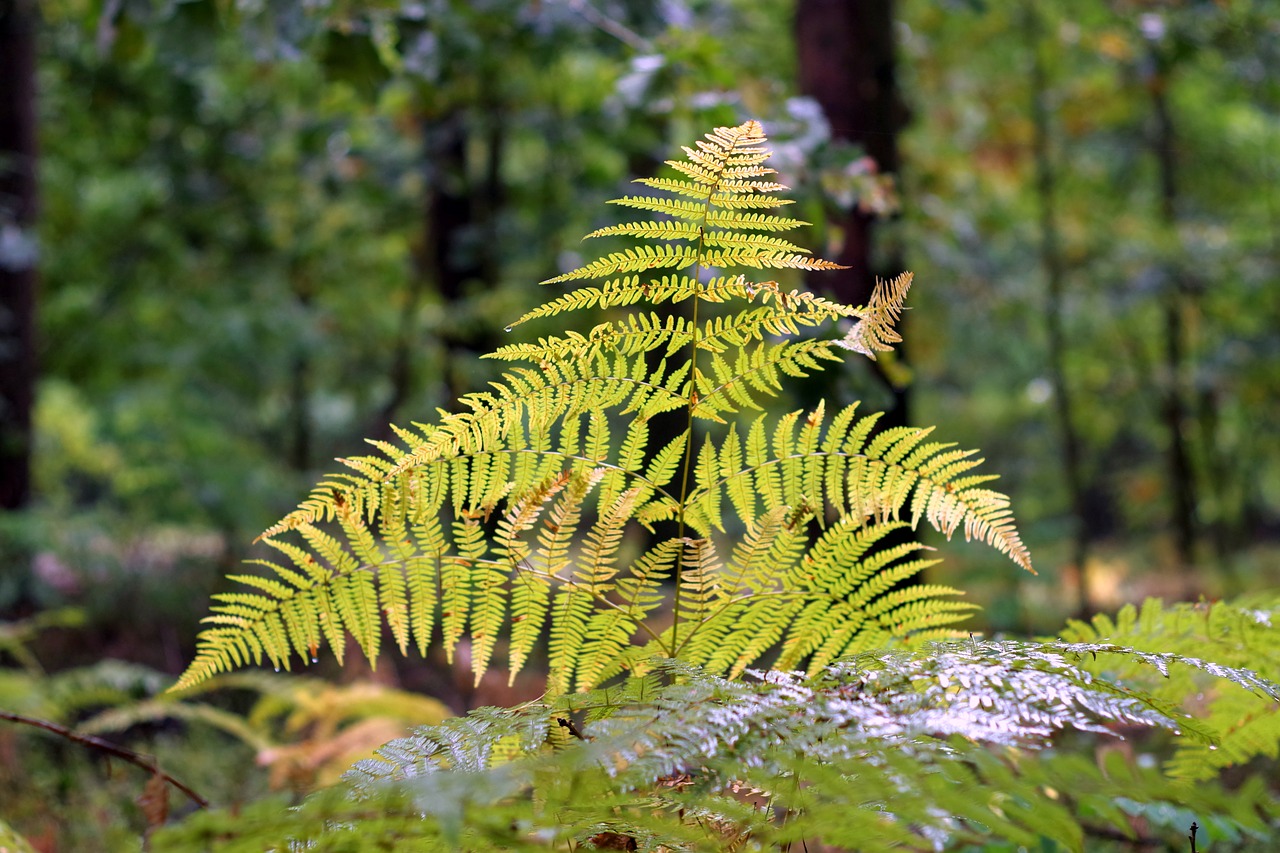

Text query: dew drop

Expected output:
[311,656,319,664]
[504,325,514,333]
[274,666,281,673]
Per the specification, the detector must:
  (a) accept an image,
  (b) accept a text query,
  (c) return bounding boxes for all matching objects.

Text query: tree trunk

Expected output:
[0,0,39,513]
[1025,4,1092,617]
[794,0,908,424]
[795,0,921,604]
[288,274,313,472]
[378,111,484,433]
[1146,46,1199,571]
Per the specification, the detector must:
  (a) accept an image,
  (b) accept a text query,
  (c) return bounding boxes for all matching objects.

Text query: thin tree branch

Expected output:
[0,709,209,808]
[1024,0,1092,618]
[565,0,651,51]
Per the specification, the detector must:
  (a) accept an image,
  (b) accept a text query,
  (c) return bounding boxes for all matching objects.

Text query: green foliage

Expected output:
[177,121,1034,693]
[901,0,1280,598]
[151,121,1279,851]
[1061,594,1280,782]
[37,12,419,533]
[152,642,1280,851]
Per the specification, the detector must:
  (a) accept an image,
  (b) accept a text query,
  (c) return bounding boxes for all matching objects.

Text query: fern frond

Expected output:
[669,537,724,653]
[698,248,843,270]
[582,221,700,241]
[1059,595,1280,782]
[633,176,714,200]
[834,271,913,359]
[178,120,1035,695]
[503,275,689,329]
[708,191,794,210]
[491,314,695,365]
[333,646,1277,850]
[692,339,845,421]
[599,195,708,223]
[690,402,1034,572]
[705,209,809,232]
[542,244,699,284]
[702,230,810,254]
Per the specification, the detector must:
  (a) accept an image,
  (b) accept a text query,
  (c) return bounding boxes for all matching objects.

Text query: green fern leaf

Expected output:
[177,119,1035,695]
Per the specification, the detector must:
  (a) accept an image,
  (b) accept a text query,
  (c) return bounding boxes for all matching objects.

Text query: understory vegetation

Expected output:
[3,4,1279,845]
[10,120,1272,851]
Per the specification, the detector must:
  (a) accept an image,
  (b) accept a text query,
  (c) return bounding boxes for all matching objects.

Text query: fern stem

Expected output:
[672,215,713,658]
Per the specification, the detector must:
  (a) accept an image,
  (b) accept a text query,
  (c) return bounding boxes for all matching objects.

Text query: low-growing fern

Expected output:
[176,120,1033,693]
[152,645,1279,851]
[1060,595,1280,783]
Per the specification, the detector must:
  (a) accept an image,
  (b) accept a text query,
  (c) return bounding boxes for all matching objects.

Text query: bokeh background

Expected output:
[0,0,1277,844]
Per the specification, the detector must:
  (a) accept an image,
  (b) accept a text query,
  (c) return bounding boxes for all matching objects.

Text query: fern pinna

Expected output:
[176,120,1034,693]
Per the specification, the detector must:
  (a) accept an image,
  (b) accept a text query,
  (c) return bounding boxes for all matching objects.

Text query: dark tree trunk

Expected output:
[427,116,479,308]
[379,104,506,438]
[288,276,313,472]
[378,112,482,433]
[0,0,39,512]
[795,0,922,605]
[1147,48,1199,572]
[794,0,908,425]
[425,112,492,405]
[1025,4,1092,617]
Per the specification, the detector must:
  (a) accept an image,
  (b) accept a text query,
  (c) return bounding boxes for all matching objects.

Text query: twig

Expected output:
[556,716,586,741]
[1189,821,1199,853]
[565,0,651,51]
[0,709,209,808]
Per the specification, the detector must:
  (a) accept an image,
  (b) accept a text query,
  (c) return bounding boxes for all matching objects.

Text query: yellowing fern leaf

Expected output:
[176,120,1034,694]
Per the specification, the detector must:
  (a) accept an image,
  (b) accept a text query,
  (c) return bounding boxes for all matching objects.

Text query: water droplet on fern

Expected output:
[311,656,319,664]
[274,666,280,673]
[504,325,514,333]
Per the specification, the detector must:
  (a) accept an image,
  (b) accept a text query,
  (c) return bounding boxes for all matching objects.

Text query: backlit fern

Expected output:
[175,120,1034,693]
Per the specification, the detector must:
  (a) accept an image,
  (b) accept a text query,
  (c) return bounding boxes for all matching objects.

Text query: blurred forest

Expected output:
[0,0,1277,847]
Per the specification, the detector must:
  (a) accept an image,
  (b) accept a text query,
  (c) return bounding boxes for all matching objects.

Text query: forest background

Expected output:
[0,0,1277,848]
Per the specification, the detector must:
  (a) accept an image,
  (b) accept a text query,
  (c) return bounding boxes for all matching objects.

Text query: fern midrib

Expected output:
[671,147,728,658]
